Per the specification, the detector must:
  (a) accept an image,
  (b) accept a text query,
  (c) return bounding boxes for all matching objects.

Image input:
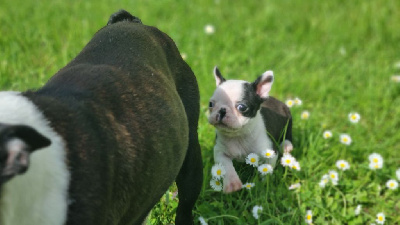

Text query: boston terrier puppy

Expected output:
[0,10,202,225]
[208,66,293,193]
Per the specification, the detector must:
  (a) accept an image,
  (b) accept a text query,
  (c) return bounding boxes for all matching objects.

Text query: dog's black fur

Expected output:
[1,10,203,225]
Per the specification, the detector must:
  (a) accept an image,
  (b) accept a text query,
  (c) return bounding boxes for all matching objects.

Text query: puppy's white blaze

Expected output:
[0,92,69,225]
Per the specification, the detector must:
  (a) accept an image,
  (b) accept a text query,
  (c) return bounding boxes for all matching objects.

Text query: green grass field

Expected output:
[1,0,399,224]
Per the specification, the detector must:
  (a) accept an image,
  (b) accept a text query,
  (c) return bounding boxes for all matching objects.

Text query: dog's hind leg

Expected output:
[175,130,203,225]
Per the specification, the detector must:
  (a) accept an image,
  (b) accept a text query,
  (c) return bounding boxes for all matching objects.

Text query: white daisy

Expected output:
[261,149,276,159]
[210,178,223,191]
[348,112,361,123]
[252,205,263,220]
[198,216,208,225]
[285,99,294,108]
[319,174,329,188]
[329,170,339,184]
[386,179,399,190]
[204,24,215,34]
[294,97,302,106]
[181,53,187,60]
[340,134,352,145]
[323,130,333,139]
[288,182,301,190]
[281,153,295,167]
[305,210,312,224]
[211,163,226,180]
[355,204,362,216]
[376,212,385,224]
[291,161,301,171]
[336,159,350,171]
[243,182,255,190]
[258,164,273,175]
[396,168,400,181]
[301,111,310,120]
[391,75,400,83]
[246,153,259,167]
[368,153,383,170]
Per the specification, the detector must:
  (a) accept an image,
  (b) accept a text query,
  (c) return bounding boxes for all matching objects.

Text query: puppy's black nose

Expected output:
[218,108,226,121]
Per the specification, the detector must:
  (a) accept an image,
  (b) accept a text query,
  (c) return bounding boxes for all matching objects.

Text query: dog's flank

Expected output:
[0,10,202,225]
[208,67,292,193]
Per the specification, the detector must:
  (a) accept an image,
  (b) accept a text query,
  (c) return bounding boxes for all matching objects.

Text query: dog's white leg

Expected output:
[282,139,293,154]
[214,150,242,193]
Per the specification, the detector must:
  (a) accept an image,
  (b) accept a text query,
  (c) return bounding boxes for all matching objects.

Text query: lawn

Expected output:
[1,0,399,224]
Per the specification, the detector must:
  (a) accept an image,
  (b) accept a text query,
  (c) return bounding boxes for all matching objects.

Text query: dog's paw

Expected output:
[282,140,293,154]
[223,173,242,193]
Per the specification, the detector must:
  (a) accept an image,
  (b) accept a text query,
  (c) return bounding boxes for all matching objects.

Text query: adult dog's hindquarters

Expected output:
[18,13,202,224]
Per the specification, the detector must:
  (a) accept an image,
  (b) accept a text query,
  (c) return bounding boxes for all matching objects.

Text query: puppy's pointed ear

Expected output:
[252,70,274,98]
[0,125,51,184]
[213,66,226,86]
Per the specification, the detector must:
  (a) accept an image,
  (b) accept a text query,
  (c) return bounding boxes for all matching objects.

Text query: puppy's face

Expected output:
[208,67,274,132]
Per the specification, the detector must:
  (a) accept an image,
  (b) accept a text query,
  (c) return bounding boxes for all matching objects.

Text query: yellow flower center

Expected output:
[343,137,348,142]
[246,184,251,188]
[325,133,330,137]
[217,170,221,175]
[340,163,345,168]
[215,181,220,186]
[286,159,291,164]
[251,158,256,163]
[263,168,268,172]
[378,216,383,221]
[307,215,312,220]
[373,158,378,163]
[351,115,357,120]
[266,153,271,157]
[330,174,336,179]
[374,164,379,168]
[390,183,394,187]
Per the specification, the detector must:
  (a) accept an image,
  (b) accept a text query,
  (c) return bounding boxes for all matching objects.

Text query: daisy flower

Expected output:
[391,75,400,83]
[198,216,208,225]
[246,153,259,167]
[301,111,310,120]
[323,130,333,139]
[285,99,294,108]
[319,174,329,188]
[181,53,187,60]
[396,168,400,181]
[261,149,276,159]
[281,153,295,167]
[289,182,301,190]
[340,134,352,145]
[204,24,215,34]
[305,210,312,224]
[329,170,339,185]
[243,182,255,190]
[210,178,223,191]
[294,97,302,106]
[258,164,273,175]
[252,205,263,220]
[355,204,362,216]
[348,112,361,123]
[291,161,301,171]
[336,159,350,171]
[368,153,383,170]
[211,163,226,180]
[386,179,399,190]
[376,212,385,224]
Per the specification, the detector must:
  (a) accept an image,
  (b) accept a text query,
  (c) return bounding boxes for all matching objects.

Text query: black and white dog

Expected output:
[0,10,202,225]
[208,67,292,193]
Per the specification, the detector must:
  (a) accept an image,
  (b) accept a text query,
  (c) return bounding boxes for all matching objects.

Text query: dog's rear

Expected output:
[0,10,202,225]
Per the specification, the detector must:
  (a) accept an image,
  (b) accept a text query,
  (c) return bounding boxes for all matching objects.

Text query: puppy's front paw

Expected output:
[283,140,293,154]
[223,174,242,193]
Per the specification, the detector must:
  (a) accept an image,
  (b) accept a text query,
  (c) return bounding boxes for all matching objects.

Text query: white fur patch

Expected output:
[0,92,69,225]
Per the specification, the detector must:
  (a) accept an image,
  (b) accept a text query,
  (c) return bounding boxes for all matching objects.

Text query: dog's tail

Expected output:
[107,9,142,25]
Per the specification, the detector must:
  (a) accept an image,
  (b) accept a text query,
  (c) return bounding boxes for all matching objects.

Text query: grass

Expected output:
[1,0,400,224]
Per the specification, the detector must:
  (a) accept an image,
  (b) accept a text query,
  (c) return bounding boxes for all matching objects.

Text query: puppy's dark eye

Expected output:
[236,104,248,112]
[209,101,214,108]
